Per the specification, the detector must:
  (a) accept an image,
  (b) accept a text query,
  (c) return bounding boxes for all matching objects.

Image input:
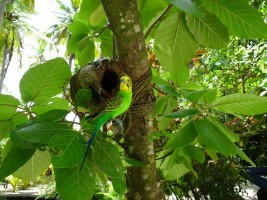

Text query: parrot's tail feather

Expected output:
[79,131,98,171]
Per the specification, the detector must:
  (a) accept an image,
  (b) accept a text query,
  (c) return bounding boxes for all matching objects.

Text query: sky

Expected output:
[3,0,69,98]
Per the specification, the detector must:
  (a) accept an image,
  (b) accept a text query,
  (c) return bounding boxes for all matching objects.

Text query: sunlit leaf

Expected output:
[13,150,51,180]
[0,94,20,120]
[201,0,267,38]
[155,12,198,71]
[55,160,96,200]
[0,140,35,180]
[212,94,267,115]
[194,119,236,156]
[20,58,71,103]
[186,11,229,48]
[166,120,198,148]
[94,140,126,195]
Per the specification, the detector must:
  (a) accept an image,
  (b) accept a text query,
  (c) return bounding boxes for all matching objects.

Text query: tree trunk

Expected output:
[0,0,9,28]
[0,38,8,94]
[100,1,165,199]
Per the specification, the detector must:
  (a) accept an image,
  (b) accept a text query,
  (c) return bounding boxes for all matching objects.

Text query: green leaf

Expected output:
[13,150,51,180]
[76,0,106,28]
[207,116,239,142]
[180,145,205,163]
[0,140,35,180]
[154,96,177,130]
[180,82,203,90]
[166,120,198,148]
[0,94,20,120]
[211,94,267,115]
[160,155,192,180]
[76,40,95,66]
[155,12,198,71]
[184,89,217,104]
[74,88,92,107]
[194,119,236,156]
[0,120,13,139]
[152,75,169,86]
[170,65,190,86]
[14,122,85,168]
[67,34,88,53]
[68,20,90,35]
[38,109,69,122]
[94,140,126,195]
[186,11,229,48]
[162,108,199,118]
[141,0,169,31]
[201,0,267,39]
[55,160,96,200]
[169,0,204,17]
[49,131,85,168]
[31,97,70,115]
[100,29,113,57]
[20,58,71,103]
[157,85,180,97]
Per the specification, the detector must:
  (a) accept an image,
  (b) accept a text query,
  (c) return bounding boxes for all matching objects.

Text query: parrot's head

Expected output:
[119,76,132,92]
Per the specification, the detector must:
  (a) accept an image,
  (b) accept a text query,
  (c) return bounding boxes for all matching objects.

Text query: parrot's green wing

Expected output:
[104,93,123,112]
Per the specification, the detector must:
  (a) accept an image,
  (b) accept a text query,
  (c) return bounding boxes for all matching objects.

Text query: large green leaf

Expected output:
[184,89,217,104]
[141,0,169,32]
[55,160,96,200]
[68,20,90,35]
[160,152,193,180]
[211,94,267,115]
[179,145,205,163]
[186,12,229,48]
[31,97,69,115]
[171,65,190,86]
[38,109,69,122]
[13,122,85,168]
[93,140,126,196]
[0,140,35,180]
[49,131,85,168]
[74,88,92,107]
[201,0,267,39]
[13,150,51,180]
[76,39,95,66]
[166,120,198,148]
[169,0,204,17]
[20,58,71,103]
[194,119,236,156]
[67,33,88,53]
[0,94,20,120]
[207,116,239,142]
[155,12,198,71]
[100,28,113,57]
[75,0,106,28]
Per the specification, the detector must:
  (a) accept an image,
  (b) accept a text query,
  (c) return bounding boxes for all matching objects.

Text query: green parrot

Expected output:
[80,75,132,169]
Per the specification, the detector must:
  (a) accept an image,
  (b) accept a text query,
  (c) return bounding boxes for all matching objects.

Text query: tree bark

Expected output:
[0,38,8,94]
[0,0,9,28]
[100,0,165,199]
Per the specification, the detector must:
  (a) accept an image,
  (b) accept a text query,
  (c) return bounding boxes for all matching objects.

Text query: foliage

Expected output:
[0,0,267,200]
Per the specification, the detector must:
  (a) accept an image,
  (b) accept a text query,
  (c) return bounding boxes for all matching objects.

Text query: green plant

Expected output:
[0,0,267,199]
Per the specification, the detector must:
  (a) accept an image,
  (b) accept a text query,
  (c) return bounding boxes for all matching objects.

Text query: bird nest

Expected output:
[70,59,126,115]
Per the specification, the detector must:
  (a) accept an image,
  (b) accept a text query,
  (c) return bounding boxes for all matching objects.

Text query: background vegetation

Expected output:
[0,0,266,199]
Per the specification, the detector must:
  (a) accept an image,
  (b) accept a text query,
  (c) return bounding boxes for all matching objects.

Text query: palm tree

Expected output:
[0,0,35,93]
